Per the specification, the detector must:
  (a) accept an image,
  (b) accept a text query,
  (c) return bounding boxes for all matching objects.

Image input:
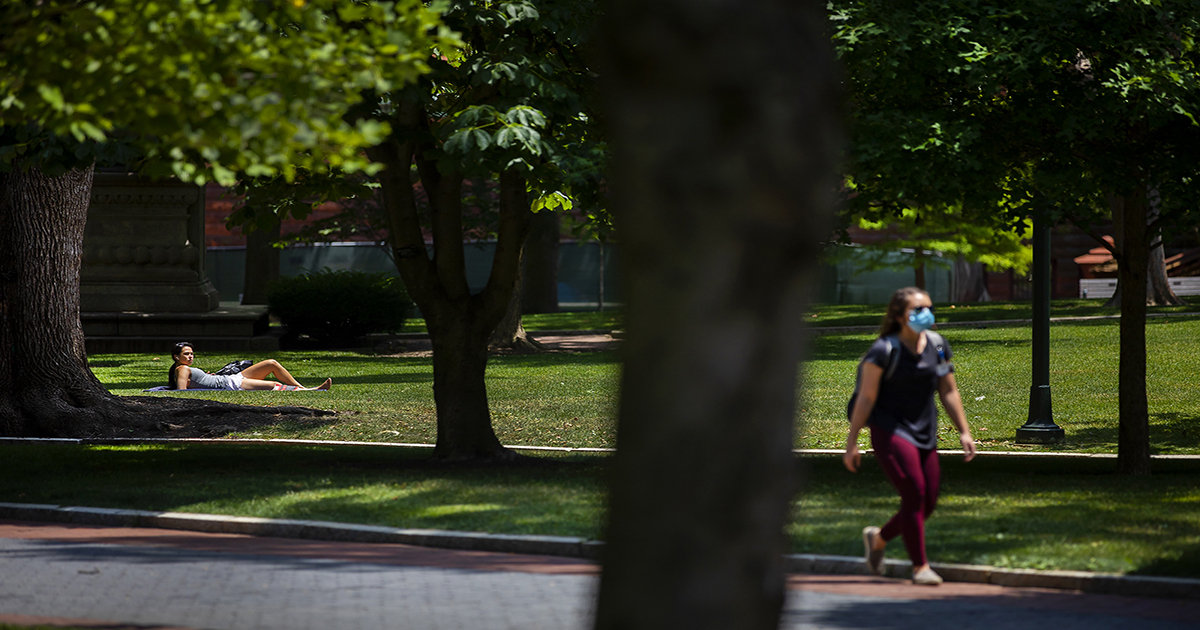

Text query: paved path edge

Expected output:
[1,502,1197,601]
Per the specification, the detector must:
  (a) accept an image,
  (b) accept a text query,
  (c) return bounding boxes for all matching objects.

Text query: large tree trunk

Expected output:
[427,300,513,461]
[0,166,133,436]
[522,210,560,314]
[369,113,531,461]
[1112,188,1152,475]
[592,0,840,627]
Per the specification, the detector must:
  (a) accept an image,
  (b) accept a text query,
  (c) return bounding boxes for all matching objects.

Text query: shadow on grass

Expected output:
[0,443,609,538]
[1056,414,1200,453]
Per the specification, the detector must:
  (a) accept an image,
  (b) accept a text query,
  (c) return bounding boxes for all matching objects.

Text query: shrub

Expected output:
[267,269,412,345]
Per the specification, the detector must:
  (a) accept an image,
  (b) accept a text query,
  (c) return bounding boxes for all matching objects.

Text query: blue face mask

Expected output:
[908,306,935,333]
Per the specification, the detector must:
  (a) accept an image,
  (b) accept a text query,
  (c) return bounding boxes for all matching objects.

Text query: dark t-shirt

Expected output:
[864,333,953,450]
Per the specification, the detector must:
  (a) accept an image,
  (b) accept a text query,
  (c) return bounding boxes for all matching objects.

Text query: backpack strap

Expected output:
[882,334,902,380]
[925,330,946,363]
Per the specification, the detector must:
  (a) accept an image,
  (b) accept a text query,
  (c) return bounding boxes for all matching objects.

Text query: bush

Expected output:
[267,269,412,346]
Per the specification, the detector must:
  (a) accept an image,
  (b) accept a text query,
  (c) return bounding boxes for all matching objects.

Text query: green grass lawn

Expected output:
[1,443,1196,577]
[397,296,1200,333]
[95,313,1200,454]
[59,302,1200,579]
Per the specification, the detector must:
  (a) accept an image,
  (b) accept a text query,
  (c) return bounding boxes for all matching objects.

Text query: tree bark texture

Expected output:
[952,258,991,302]
[489,266,546,352]
[1112,189,1152,475]
[0,166,129,435]
[522,209,561,314]
[368,106,532,461]
[1146,235,1183,306]
[593,0,840,628]
[242,217,282,305]
[913,252,926,290]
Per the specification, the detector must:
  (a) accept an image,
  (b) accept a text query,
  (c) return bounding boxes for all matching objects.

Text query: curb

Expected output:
[784,554,1200,600]
[0,502,604,560]
[1,502,1196,600]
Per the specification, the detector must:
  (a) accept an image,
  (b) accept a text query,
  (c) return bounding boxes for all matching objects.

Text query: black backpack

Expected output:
[214,360,254,375]
[846,331,947,421]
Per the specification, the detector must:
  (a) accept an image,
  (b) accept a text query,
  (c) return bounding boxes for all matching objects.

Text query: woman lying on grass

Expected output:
[168,342,332,391]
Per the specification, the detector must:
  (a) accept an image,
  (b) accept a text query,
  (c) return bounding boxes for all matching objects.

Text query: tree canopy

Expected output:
[1,0,453,182]
[0,0,450,437]
[833,0,1200,231]
[831,0,1200,473]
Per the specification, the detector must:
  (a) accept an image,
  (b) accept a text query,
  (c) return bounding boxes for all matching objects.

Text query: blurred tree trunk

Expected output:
[592,0,841,628]
[242,218,281,305]
[522,210,560,314]
[914,254,926,290]
[952,257,991,302]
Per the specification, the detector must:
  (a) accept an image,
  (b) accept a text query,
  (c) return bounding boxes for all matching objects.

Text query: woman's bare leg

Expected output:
[240,377,331,391]
[239,360,303,387]
[240,377,285,390]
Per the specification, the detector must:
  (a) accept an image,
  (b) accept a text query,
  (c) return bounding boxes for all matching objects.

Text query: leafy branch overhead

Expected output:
[0,0,455,183]
[832,0,1200,235]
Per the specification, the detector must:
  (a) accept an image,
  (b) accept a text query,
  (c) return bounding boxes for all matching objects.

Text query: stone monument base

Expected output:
[83,303,279,355]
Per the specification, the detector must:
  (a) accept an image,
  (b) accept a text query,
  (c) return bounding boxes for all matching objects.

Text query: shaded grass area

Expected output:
[0,443,607,539]
[1,443,1197,577]
[93,316,1200,454]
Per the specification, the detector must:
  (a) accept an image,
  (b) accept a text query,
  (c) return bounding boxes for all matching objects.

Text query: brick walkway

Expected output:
[2,521,1197,630]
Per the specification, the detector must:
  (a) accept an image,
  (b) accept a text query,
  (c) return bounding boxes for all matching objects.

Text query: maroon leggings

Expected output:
[870,428,940,566]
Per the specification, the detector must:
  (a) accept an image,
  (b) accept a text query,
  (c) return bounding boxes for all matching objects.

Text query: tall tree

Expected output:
[353,0,603,461]
[832,0,1200,474]
[592,0,840,627]
[0,0,447,435]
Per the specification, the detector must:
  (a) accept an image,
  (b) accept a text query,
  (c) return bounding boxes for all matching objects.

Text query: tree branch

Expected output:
[479,168,532,325]
[365,103,437,309]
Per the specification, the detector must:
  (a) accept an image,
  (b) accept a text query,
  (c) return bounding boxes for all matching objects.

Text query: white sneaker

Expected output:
[862,527,885,576]
[912,566,943,586]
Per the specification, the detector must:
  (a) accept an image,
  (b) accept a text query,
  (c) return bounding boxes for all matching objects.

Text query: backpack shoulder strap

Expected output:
[882,334,902,380]
[925,330,946,362]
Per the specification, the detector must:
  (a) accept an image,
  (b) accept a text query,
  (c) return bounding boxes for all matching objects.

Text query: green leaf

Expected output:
[36,85,65,111]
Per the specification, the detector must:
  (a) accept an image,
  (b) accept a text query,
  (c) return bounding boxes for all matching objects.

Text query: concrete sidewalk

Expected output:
[2,520,1199,630]
[2,500,1199,602]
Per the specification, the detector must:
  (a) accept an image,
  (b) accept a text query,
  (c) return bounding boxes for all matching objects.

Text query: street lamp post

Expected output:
[1016,217,1065,444]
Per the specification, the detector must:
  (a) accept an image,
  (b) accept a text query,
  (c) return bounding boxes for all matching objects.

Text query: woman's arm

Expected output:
[938,373,976,461]
[174,365,190,390]
[845,362,883,472]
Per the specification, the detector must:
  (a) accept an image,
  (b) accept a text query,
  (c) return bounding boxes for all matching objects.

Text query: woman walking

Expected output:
[167,342,332,391]
[844,287,976,586]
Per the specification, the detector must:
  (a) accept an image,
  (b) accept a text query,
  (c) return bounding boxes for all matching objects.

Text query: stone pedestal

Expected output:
[81,172,276,354]
[81,171,220,312]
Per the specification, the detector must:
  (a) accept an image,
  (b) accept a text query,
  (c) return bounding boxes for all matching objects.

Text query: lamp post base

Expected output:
[1016,385,1064,444]
[1015,425,1066,444]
